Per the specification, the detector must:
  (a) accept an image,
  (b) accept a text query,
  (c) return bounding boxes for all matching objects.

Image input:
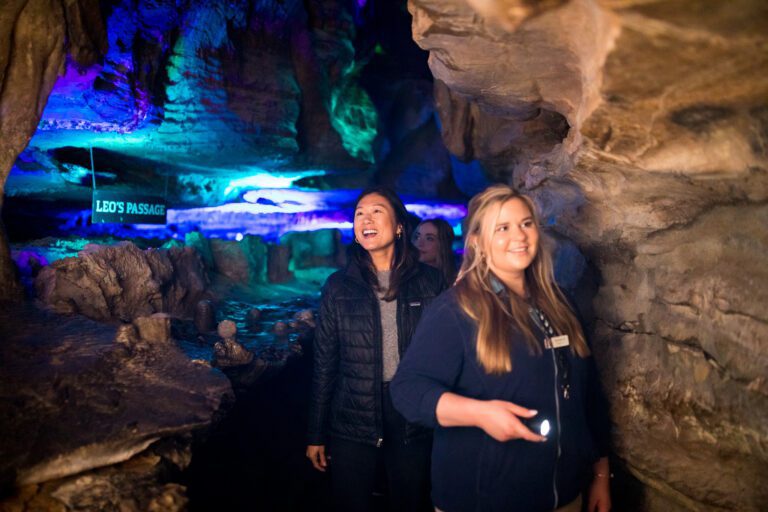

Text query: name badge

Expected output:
[544,334,571,348]
[549,335,570,349]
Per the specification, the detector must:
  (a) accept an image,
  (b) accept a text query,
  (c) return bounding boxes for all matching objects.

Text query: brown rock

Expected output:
[115,323,140,347]
[0,303,232,488]
[267,244,293,283]
[210,237,268,284]
[34,242,208,322]
[414,1,768,510]
[133,313,172,344]
[194,300,216,333]
[279,229,344,270]
[0,0,106,301]
[272,321,288,337]
[245,308,262,330]
[212,339,253,368]
[217,319,237,341]
[293,309,315,329]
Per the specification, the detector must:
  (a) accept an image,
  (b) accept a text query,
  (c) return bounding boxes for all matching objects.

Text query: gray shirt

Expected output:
[377,271,399,382]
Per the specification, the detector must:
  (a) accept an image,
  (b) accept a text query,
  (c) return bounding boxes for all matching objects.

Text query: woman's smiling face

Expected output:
[485,197,539,287]
[354,193,401,259]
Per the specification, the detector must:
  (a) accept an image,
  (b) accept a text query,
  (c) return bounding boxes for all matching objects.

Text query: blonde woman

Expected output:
[391,185,611,512]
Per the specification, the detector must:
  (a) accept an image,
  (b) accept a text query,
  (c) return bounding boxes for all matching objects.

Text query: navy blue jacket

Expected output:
[390,288,610,512]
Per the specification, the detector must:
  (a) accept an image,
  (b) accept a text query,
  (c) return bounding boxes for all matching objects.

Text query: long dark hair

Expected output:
[351,186,418,301]
[417,218,457,285]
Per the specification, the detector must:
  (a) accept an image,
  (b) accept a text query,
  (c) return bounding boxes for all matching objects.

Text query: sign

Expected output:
[92,190,167,224]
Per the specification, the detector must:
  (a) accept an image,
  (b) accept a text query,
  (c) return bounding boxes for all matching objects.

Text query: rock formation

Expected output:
[0,303,232,505]
[35,242,208,321]
[408,0,768,510]
[0,0,106,301]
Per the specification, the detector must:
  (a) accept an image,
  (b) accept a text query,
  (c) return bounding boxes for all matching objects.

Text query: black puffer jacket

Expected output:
[307,260,446,446]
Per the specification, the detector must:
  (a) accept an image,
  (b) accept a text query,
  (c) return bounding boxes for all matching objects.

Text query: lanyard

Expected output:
[528,307,571,400]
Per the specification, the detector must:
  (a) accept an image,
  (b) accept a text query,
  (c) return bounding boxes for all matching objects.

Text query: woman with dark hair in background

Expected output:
[306,186,446,512]
[391,184,611,512]
[412,218,457,285]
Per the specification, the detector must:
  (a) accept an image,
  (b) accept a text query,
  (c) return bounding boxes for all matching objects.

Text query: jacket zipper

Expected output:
[372,287,384,448]
[396,295,409,445]
[549,345,562,509]
[529,307,561,510]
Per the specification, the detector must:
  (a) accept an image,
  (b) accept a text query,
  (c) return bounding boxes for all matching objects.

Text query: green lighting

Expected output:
[329,64,378,163]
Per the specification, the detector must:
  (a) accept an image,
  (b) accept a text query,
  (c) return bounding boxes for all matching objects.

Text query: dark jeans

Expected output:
[328,384,432,512]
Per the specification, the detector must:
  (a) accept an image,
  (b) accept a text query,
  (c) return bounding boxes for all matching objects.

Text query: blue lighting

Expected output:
[224,169,328,196]
[41,190,466,244]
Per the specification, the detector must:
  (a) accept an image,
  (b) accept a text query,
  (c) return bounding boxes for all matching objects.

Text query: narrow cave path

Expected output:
[183,340,334,512]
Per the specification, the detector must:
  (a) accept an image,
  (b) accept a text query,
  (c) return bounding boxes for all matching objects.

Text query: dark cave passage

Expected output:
[183,338,334,512]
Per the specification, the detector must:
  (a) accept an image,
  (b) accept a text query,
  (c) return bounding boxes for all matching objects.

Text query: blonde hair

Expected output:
[456,184,589,374]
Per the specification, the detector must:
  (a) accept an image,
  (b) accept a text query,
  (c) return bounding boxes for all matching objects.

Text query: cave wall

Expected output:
[409,0,767,510]
[0,0,105,300]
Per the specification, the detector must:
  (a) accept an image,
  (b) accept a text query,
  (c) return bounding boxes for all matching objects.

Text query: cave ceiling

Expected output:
[3,0,450,210]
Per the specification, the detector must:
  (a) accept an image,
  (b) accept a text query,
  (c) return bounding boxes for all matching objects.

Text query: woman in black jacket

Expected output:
[306,186,446,512]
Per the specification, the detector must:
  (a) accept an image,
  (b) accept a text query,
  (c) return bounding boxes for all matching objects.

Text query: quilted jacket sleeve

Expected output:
[306,277,340,445]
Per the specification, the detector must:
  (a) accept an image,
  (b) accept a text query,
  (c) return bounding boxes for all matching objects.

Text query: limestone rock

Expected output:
[293,309,315,329]
[4,440,191,511]
[194,300,216,333]
[0,303,232,489]
[376,117,457,198]
[0,0,105,301]
[267,244,293,283]
[246,308,262,330]
[272,321,288,337]
[185,231,214,270]
[217,319,238,341]
[210,236,268,284]
[279,229,344,270]
[34,242,208,322]
[410,0,619,181]
[133,313,172,344]
[413,0,768,510]
[212,319,253,368]
[212,339,253,369]
[115,323,140,347]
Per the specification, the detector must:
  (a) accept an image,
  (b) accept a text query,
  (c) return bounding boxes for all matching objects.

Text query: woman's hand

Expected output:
[587,457,612,512]
[306,444,328,472]
[476,399,546,442]
[436,393,545,442]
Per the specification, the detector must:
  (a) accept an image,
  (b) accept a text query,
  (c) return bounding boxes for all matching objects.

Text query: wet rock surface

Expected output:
[0,303,233,493]
[0,284,320,509]
[6,440,191,512]
[183,324,333,512]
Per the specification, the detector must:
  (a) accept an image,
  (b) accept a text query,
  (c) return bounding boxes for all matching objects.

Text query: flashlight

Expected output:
[522,417,551,438]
